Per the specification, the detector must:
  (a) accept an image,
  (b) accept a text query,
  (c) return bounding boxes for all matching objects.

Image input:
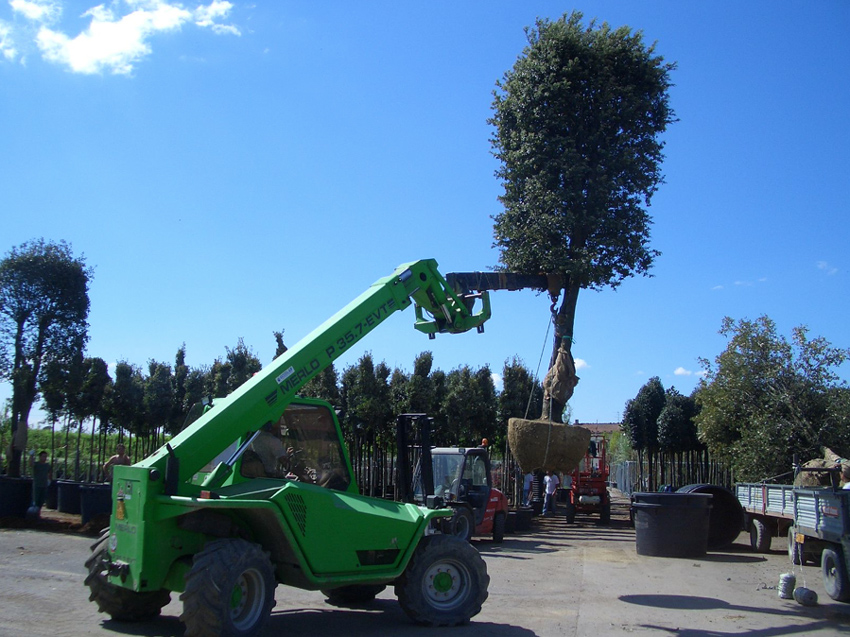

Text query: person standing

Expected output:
[30,451,52,512]
[522,471,533,507]
[103,443,132,481]
[543,469,560,515]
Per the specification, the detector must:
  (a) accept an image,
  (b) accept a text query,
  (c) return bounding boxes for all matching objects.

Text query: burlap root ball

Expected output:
[508,418,592,474]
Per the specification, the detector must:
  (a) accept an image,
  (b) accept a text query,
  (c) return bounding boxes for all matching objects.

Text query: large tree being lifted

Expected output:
[484,13,676,470]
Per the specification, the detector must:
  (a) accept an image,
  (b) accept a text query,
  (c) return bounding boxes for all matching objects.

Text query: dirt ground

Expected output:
[1,491,849,637]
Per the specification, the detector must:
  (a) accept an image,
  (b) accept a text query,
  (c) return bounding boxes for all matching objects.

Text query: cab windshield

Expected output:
[240,402,351,491]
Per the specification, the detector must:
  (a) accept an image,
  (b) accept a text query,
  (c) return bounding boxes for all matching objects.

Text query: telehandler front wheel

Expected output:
[180,538,276,637]
[84,528,171,622]
[395,534,489,626]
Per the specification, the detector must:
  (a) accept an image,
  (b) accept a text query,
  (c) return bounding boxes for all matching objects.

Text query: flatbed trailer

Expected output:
[736,468,850,602]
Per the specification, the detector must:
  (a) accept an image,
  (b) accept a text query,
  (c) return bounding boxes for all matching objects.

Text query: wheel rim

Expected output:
[230,567,266,631]
[825,553,838,582]
[422,559,470,611]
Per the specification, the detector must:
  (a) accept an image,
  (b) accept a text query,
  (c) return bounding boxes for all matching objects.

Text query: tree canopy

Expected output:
[490,12,676,421]
[0,239,91,476]
[696,316,850,481]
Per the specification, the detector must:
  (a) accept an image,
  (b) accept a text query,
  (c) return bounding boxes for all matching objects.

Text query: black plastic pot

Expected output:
[632,492,713,558]
[45,480,59,510]
[79,483,112,525]
[514,507,533,531]
[0,476,33,518]
[506,511,517,533]
[57,480,82,514]
[677,484,744,550]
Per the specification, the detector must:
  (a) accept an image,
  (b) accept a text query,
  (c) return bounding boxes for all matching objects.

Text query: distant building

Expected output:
[574,421,620,438]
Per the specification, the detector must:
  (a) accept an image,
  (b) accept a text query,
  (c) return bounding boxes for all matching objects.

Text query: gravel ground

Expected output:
[1,492,849,637]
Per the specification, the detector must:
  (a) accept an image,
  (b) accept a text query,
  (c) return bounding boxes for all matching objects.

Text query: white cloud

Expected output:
[194,0,240,35]
[574,358,588,370]
[5,0,240,75]
[491,372,503,392]
[817,261,838,276]
[10,0,60,23]
[674,366,707,378]
[0,21,17,59]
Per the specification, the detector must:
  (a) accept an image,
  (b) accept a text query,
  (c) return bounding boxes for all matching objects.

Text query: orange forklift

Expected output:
[564,436,611,524]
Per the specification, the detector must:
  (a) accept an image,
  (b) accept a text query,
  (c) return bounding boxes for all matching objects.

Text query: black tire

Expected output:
[180,539,276,637]
[600,501,611,525]
[565,502,576,524]
[394,534,489,626]
[448,507,474,542]
[492,512,506,543]
[788,526,805,565]
[822,547,850,602]
[749,518,772,553]
[84,529,171,622]
[322,584,386,606]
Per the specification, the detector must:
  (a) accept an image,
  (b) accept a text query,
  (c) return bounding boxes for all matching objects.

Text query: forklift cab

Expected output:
[426,447,492,526]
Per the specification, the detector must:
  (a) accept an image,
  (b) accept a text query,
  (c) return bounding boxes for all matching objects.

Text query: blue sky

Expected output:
[2,1,848,425]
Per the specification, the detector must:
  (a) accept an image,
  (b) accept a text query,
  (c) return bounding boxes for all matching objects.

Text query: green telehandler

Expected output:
[85,259,492,636]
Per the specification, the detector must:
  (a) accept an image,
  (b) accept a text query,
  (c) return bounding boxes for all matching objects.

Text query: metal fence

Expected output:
[611,459,732,495]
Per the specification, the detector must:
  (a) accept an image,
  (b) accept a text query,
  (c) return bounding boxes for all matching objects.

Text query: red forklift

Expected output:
[564,435,611,524]
[396,414,509,542]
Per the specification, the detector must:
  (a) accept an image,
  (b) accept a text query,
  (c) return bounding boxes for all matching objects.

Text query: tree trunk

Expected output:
[541,282,581,422]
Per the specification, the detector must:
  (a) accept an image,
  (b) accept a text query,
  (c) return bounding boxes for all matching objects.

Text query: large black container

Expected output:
[57,480,82,514]
[45,480,59,510]
[79,483,112,525]
[514,507,533,531]
[0,476,33,517]
[632,492,713,558]
[677,484,744,550]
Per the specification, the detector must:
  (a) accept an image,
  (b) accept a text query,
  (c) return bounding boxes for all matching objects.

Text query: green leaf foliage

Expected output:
[695,316,850,481]
[490,12,675,287]
[622,376,665,451]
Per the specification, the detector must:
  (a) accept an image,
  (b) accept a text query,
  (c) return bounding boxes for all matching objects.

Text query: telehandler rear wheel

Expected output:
[395,534,489,626]
[180,538,276,637]
[84,528,171,622]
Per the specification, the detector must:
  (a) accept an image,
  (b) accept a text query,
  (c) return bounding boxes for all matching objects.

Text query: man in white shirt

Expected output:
[543,470,560,515]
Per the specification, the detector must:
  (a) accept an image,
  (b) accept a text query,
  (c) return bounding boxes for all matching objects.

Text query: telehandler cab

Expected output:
[85,260,492,636]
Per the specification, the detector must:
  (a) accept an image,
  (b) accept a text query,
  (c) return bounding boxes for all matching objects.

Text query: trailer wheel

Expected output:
[395,534,489,626]
[492,512,506,543]
[180,538,276,637]
[788,526,805,565]
[322,584,386,606]
[749,518,772,553]
[822,547,850,603]
[84,529,171,622]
